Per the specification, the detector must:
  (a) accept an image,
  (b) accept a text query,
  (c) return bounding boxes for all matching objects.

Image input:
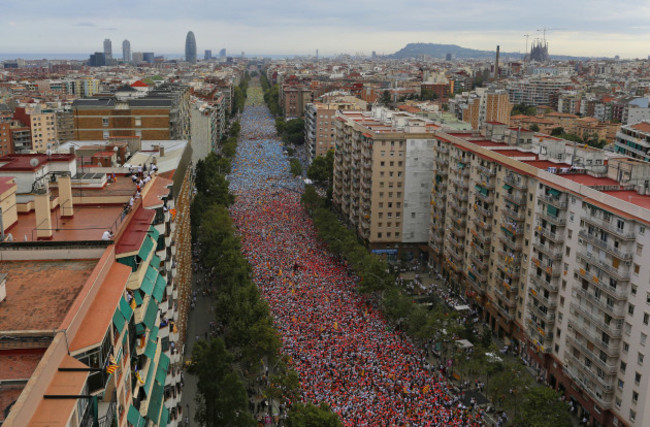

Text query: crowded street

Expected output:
[224,80,482,426]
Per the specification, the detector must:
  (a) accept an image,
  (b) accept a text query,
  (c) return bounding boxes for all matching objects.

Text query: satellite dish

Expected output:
[29,158,39,167]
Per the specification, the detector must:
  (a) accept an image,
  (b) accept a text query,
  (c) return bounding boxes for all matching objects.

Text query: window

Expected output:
[642,333,647,346]
[638,353,644,366]
[630,410,636,422]
[629,304,635,315]
[634,264,640,275]
[624,342,630,353]
[626,322,632,335]
[633,391,639,403]
[637,244,643,256]
[377,232,382,238]
[644,313,649,325]
[621,361,627,373]
[102,117,109,126]
[618,378,625,389]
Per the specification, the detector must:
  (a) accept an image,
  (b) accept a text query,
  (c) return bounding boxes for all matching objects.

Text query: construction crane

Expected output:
[523,34,532,59]
[536,27,565,43]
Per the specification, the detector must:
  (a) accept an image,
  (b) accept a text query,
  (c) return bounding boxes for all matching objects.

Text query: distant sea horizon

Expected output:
[0,53,305,61]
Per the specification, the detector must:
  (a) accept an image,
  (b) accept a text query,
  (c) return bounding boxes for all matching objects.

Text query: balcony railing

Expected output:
[576,252,631,281]
[533,242,562,261]
[565,335,618,374]
[539,193,568,208]
[570,302,623,337]
[578,230,633,260]
[575,268,629,300]
[581,215,636,240]
[503,174,528,190]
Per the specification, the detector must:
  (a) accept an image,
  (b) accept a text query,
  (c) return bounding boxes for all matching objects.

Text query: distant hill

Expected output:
[389,43,591,61]
[390,43,521,60]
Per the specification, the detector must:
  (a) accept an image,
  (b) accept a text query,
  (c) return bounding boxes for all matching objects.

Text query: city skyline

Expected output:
[1,0,650,58]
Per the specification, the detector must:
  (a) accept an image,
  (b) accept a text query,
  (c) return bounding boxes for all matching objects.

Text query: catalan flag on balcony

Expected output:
[135,366,145,385]
[105,355,118,375]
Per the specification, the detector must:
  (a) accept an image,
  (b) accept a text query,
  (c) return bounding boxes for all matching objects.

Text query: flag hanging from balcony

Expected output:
[135,366,145,385]
[105,355,118,375]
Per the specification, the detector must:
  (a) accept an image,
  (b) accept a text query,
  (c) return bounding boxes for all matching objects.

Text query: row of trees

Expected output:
[549,126,607,148]
[232,73,250,116]
[261,73,282,117]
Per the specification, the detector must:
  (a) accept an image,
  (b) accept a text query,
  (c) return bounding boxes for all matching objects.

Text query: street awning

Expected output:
[155,353,170,385]
[119,295,133,322]
[140,266,158,296]
[112,310,125,331]
[152,275,166,303]
[503,184,512,191]
[142,298,159,331]
[146,382,164,422]
[137,236,154,261]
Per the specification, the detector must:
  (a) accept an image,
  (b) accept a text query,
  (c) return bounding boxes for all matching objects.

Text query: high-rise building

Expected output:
[204,49,212,60]
[185,31,197,64]
[88,52,106,67]
[142,52,155,63]
[219,48,226,58]
[103,38,112,59]
[122,39,131,62]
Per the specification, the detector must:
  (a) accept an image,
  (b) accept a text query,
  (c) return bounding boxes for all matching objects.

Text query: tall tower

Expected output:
[122,39,131,62]
[103,39,112,59]
[185,31,197,64]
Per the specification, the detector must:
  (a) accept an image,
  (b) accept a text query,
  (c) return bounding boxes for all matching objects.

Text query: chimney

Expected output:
[34,190,53,240]
[495,45,500,80]
[58,175,74,217]
[159,145,165,157]
[0,274,6,303]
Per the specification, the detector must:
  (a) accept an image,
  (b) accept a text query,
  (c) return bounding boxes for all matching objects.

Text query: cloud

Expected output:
[75,22,96,27]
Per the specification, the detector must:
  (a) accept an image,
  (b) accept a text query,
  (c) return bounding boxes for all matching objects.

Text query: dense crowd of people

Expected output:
[227,83,483,426]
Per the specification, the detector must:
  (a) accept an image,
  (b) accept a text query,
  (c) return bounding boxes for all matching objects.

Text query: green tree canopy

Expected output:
[307,150,334,184]
[188,338,256,427]
[290,158,303,176]
[286,402,342,427]
[518,387,572,427]
[380,90,392,105]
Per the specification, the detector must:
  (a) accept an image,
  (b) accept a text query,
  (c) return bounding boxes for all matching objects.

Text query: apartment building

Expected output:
[615,122,650,162]
[448,89,511,130]
[333,105,650,426]
[332,107,437,260]
[305,96,366,161]
[0,121,12,156]
[281,85,313,119]
[14,106,58,153]
[0,145,193,426]
[73,85,190,141]
[190,97,227,162]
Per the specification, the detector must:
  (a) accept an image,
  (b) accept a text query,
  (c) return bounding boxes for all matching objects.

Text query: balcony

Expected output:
[476,164,496,177]
[503,191,526,206]
[527,300,555,322]
[471,228,491,245]
[529,273,558,292]
[475,204,493,217]
[446,233,463,249]
[530,257,561,278]
[575,268,629,300]
[502,223,524,237]
[435,157,449,167]
[494,286,517,308]
[536,225,561,242]
[471,241,490,257]
[533,242,562,261]
[472,216,492,231]
[563,357,614,410]
[468,267,487,283]
[452,178,469,189]
[503,206,525,222]
[576,252,631,282]
[497,248,521,264]
[539,193,568,208]
[450,224,466,238]
[447,249,464,264]
[503,174,528,191]
[437,144,449,154]
[570,302,623,337]
[474,190,494,204]
[581,215,636,240]
[497,260,521,280]
[538,210,566,226]
[498,235,523,251]
[578,230,633,260]
[449,199,468,215]
[469,254,488,271]
[572,286,626,318]
[565,335,618,374]
[568,323,622,358]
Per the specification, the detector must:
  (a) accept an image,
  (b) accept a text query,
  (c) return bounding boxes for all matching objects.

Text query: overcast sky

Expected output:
[1,0,650,58]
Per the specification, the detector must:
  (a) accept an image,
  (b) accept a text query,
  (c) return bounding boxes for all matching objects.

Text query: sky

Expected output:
[1,0,650,59]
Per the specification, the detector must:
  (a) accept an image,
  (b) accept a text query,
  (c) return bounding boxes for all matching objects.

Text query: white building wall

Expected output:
[402,138,435,243]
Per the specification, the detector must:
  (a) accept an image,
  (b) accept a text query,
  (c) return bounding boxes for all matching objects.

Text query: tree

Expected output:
[307,150,334,184]
[285,118,305,145]
[529,124,540,132]
[275,117,286,135]
[511,104,537,116]
[290,158,302,176]
[380,90,392,105]
[518,387,572,427]
[188,338,256,427]
[286,402,342,427]
[550,127,564,136]
[301,185,325,212]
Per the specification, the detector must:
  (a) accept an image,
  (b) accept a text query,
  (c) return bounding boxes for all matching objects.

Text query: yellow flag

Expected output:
[334,321,338,330]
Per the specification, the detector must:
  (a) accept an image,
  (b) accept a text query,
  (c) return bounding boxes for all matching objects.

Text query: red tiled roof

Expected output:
[564,174,621,187]
[130,80,149,88]
[631,122,650,133]
[602,190,650,209]
[115,207,155,255]
[70,262,131,352]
